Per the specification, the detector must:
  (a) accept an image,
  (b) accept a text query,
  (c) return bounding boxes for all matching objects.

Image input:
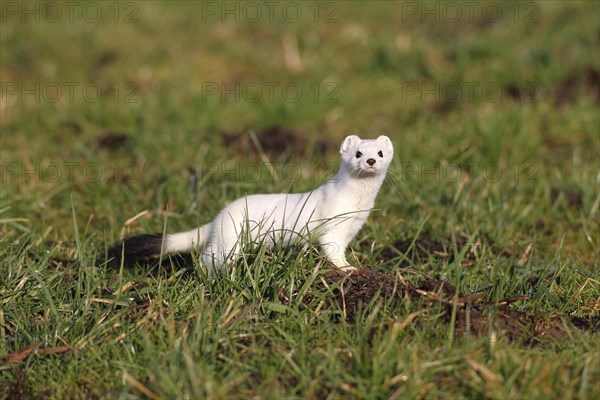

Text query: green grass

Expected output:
[1,1,599,398]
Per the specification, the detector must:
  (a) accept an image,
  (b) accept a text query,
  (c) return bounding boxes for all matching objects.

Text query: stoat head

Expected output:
[339,135,394,177]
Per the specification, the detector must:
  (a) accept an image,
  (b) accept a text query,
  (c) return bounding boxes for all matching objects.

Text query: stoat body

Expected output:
[107,135,393,271]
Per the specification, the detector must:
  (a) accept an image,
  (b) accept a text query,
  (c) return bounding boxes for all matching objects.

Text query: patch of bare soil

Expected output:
[96,131,131,150]
[554,66,600,107]
[3,369,38,400]
[221,126,335,160]
[550,186,583,210]
[363,232,514,267]
[320,269,598,344]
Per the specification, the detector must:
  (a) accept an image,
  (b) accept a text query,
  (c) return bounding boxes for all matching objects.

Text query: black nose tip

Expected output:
[366,158,376,166]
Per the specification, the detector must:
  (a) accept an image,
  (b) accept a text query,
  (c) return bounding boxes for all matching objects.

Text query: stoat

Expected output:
[106,135,393,272]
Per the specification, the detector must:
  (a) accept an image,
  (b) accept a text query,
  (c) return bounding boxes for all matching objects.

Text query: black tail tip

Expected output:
[102,233,165,267]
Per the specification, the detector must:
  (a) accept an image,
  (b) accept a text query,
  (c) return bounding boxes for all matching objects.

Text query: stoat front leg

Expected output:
[318,234,356,271]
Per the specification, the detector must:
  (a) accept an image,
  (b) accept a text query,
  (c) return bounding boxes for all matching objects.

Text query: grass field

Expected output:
[1,1,599,398]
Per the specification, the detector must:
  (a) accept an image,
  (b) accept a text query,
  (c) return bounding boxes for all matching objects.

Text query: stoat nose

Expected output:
[366,158,376,166]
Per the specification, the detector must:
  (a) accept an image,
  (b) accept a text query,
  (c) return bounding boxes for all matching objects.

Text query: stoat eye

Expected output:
[378,150,384,157]
[355,151,363,158]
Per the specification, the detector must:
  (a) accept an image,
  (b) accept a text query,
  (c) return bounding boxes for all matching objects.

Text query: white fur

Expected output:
[164,135,393,271]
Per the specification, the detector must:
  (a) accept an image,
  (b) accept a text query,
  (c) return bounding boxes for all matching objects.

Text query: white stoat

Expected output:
[107,135,394,271]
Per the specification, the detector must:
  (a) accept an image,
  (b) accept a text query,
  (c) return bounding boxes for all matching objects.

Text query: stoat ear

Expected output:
[340,135,361,154]
[377,135,392,149]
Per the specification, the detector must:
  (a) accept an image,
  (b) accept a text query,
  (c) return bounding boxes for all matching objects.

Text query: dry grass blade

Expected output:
[37,346,72,356]
[123,369,161,400]
[119,281,136,292]
[3,340,73,363]
[519,243,533,265]
[90,297,130,307]
[464,356,504,385]
[568,278,600,304]
[495,295,531,306]
[416,290,485,306]
[398,311,421,331]
[2,276,29,305]
[282,33,303,73]
[277,286,290,305]
[457,292,486,303]
[2,341,42,363]
[415,289,444,302]
[120,210,150,237]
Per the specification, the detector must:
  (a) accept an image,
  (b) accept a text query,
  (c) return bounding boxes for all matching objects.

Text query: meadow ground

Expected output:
[1,1,599,398]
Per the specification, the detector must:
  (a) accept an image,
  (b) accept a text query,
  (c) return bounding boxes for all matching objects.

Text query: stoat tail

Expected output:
[105,225,210,266]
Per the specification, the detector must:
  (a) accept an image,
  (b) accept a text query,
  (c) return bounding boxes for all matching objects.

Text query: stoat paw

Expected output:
[336,265,358,276]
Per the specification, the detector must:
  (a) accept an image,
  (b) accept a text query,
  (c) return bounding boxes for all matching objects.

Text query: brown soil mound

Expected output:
[319,268,598,344]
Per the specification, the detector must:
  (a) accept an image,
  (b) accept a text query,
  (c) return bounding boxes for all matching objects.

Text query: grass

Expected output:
[1,1,599,398]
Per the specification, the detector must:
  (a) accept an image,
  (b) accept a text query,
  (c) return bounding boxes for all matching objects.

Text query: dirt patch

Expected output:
[427,96,458,115]
[450,306,579,343]
[571,316,600,333]
[318,269,592,344]
[550,187,583,209]
[554,66,600,107]
[47,257,75,271]
[504,82,538,103]
[533,218,552,235]
[89,50,119,81]
[96,131,130,150]
[319,270,406,316]
[25,249,77,274]
[254,126,308,156]
[3,369,35,400]
[364,232,513,267]
[3,368,54,400]
[221,126,335,160]
[395,234,471,261]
